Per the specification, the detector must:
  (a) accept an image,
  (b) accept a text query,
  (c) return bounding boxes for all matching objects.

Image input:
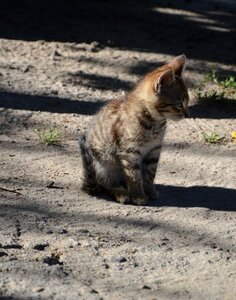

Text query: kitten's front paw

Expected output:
[130,194,149,206]
[115,194,130,204]
[113,187,130,204]
[145,187,160,201]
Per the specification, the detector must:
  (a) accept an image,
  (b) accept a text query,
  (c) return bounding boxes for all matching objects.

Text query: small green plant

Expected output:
[196,89,225,100]
[206,69,236,90]
[205,68,219,84]
[220,75,236,89]
[203,131,225,144]
[204,89,218,99]
[35,127,62,145]
[201,69,236,100]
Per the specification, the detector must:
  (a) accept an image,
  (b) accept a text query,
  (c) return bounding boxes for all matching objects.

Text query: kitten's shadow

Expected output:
[149,184,236,212]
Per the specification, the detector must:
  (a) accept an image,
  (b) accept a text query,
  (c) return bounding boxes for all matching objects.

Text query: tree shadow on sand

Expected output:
[66,72,132,91]
[0,91,105,115]
[0,0,235,64]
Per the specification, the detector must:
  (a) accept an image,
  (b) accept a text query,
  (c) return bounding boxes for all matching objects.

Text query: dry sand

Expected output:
[0,1,236,299]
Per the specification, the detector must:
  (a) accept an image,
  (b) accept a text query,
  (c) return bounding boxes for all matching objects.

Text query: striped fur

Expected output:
[79,55,190,205]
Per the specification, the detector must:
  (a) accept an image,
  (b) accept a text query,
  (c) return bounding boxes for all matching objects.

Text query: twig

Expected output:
[0,186,22,195]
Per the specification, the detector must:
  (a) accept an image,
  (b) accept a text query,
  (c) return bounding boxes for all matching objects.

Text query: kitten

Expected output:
[79,55,190,205]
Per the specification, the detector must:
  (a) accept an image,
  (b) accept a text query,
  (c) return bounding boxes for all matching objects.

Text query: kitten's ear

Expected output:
[155,69,174,94]
[169,54,186,77]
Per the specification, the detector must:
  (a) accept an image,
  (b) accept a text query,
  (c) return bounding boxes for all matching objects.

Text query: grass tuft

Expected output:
[196,69,236,101]
[205,68,219,84]
[220,75,236,89]
[34,127,63,145]
[205,69,236,88]
[202,131,225,144]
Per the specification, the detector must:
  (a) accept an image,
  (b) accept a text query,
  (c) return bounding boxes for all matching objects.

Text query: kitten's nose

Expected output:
[184,107,190,118]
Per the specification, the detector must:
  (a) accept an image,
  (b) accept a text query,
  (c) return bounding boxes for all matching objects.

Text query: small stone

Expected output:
[3,244,22,249]
[43,254,63,266]
[46,181,55,188]
[51,90,58,95]
[22,65,30,73]
[33,287,44,293]
[191,250,200,254]
[51,49,62,60]
[142,285,151,290]
[65,238,79,248]
[33,242,49,251]
[0,251,8,257]
[103,263,109,269]
[90,41,103,52]
[80,240,91,247]
[9,256,18,261]
[161,237,170,242]
[58,229,68,234]
[78,228,89,234]
[111,256,127,263]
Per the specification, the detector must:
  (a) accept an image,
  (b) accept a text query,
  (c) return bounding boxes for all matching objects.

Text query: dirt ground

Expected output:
[0,1,236,299]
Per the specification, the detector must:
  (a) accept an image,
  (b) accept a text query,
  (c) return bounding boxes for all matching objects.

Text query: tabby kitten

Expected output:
[80,55,190,205]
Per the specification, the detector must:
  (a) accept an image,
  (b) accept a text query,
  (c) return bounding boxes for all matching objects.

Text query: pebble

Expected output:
[9,256,18,261]
[111,256,127,263]
[58,229,68,234]
[103,263,109,269]
[43,255,63,266]
[142,285,151,290]
[33,242,49,251]
[80,240,91,247]
[64,238,79,248]
[46,181,55,188]
[2,244,22,249]
[78,228,89,234]
[22,65,30,73]
[51,50,62,61]
[0,251,8,257]
[33,287,44,293]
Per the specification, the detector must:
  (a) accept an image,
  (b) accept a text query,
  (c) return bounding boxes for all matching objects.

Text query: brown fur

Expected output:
[79,55,190,205]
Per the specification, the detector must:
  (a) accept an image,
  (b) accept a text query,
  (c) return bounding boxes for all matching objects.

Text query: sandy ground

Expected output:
[0,1,236,299]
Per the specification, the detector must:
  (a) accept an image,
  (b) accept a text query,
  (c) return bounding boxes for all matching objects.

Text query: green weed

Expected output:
[220,75,236,89]
[205,68,219,84]
[206,69,236,90]
[200,69,236,100]
[203,131,225,144]
[35,127,63,145]
[196,89,225,100]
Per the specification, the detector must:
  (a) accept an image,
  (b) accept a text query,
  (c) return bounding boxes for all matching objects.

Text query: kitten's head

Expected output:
[146,55,190,120]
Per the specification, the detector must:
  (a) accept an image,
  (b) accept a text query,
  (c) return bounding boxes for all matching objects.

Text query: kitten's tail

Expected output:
[79,133,99,195]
